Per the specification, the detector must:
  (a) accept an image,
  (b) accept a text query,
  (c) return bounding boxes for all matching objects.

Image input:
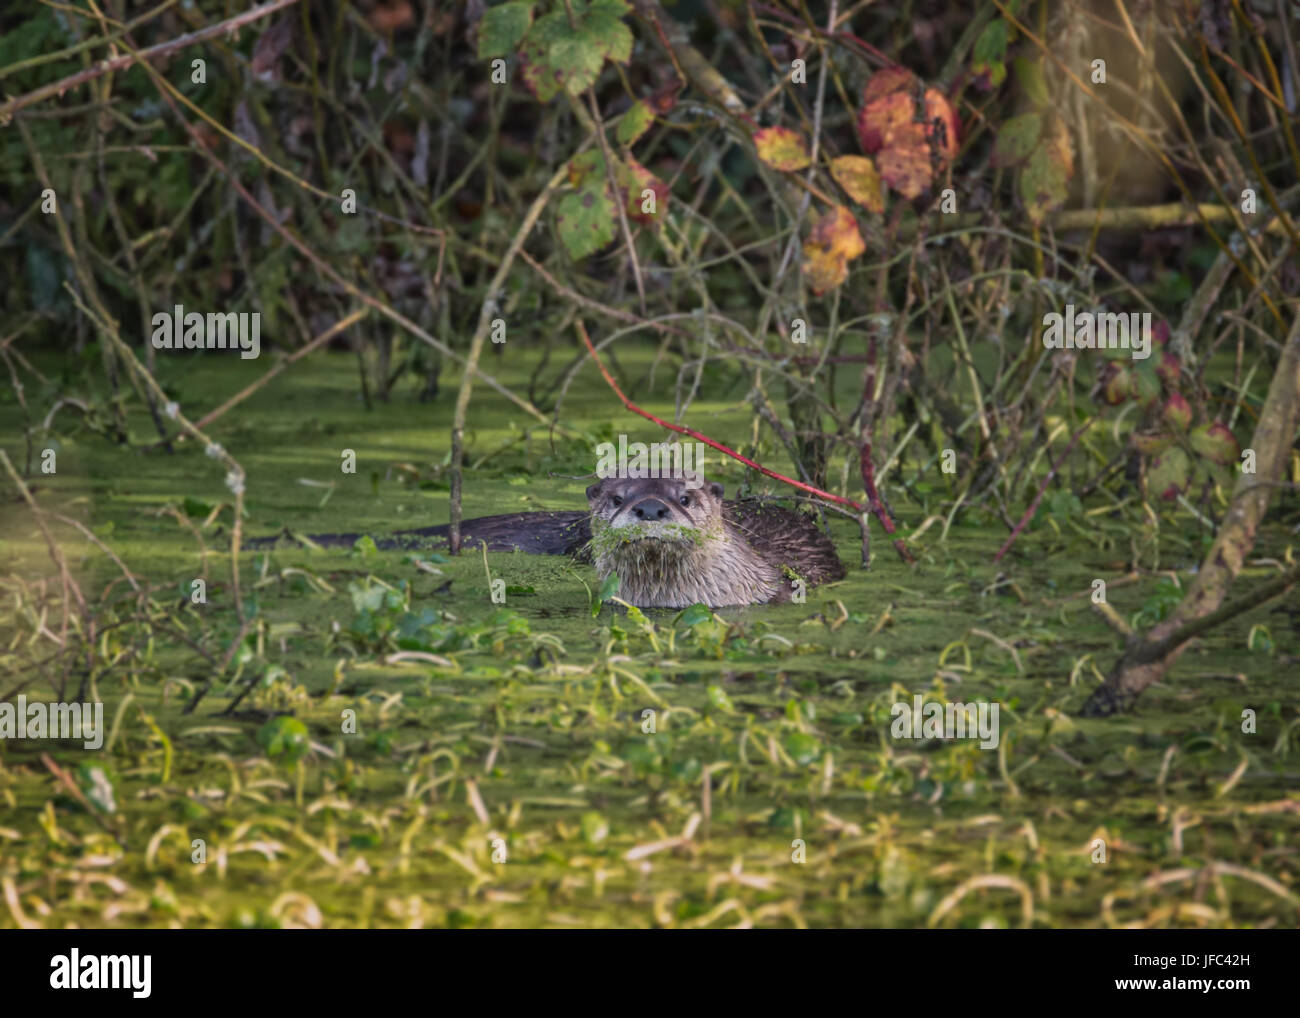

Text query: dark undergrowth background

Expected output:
[0,0,1297,927]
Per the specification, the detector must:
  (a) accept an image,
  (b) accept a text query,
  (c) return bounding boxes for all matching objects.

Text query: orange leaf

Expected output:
[802,206,865,295]
[924,88,960,163]
[861,66,915,105]
[856,89,913,156]
[830,156,884,213]
[878,122,932,199]
[753,126,812,171]
[856,68,959,200]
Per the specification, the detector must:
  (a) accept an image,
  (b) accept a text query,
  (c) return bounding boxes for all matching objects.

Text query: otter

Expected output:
[248,476,844,608]
[583,476,843,607]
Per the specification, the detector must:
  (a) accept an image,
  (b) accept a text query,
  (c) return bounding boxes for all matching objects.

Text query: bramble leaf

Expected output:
[620,156,666,224]
[1019,117,1072,221]
[924,88,960,162]
[1190,421,1239,466]
[1148,446,1191,501]
[478,1,534,59]
[519,0,632,101]
[993,112,1041,166]
[830,155,884,213]
[803,205,865,295]
[556,187,617,259]
[856,69,958,199]
[617,100,654,146]
[972,19,1008,89]
[753,126,812,171]
[1015,55,1050,106]
[1163,392,1192,432]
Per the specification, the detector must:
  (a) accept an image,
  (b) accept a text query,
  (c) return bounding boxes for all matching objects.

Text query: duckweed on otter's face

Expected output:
[588,517,711,555]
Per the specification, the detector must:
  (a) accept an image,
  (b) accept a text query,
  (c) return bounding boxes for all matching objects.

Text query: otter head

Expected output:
[585,476,728,586]
[586,475,724,542]
[585,476,778,608]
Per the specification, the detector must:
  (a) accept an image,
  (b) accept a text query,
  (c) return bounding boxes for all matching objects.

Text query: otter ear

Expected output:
[709,482,725,499]
[586,480,605,501]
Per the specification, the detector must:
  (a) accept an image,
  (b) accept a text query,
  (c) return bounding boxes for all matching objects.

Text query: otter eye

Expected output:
[679,495,691,507]
[611,495,623,507]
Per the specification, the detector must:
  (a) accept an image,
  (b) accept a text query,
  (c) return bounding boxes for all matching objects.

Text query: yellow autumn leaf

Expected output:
[753,126,811,172]
[802,205,865,295]
[830,155,885,214]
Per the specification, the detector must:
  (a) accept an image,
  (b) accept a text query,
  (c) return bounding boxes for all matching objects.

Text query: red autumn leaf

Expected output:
[877,122,931,200]
[861,66,915,106]
[857,88,913,155]
[856,68,958,200]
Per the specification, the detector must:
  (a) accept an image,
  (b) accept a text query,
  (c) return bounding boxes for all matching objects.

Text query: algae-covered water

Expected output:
[1,349,1296,928]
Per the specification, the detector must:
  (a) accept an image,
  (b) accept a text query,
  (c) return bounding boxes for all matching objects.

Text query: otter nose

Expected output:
[633,498,670,521]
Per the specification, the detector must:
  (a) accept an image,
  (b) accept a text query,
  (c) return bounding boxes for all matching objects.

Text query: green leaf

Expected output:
[257,716,310,765]
[993,112,1041,166]
[1132,360,1162,405]
[1047,490,1083,518]
[349,581,387,615]
[784,732,822,766]
[519,0,632,101]
[1014,56,1050,106]
[705,684,734,712]
[555,187,617,259]
[676,603,713,627]
[616,100,654,146]
[182,497,213,518]
[974,19,1009,64]
[567,149,607,189]
[1147,446,1190,501]
[478,1,535,59]
[1019,120,1071,221]
[580,811,609,845]
[972,19,1008,88]
[591,572,619,616]
[1189,421,1239,466]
